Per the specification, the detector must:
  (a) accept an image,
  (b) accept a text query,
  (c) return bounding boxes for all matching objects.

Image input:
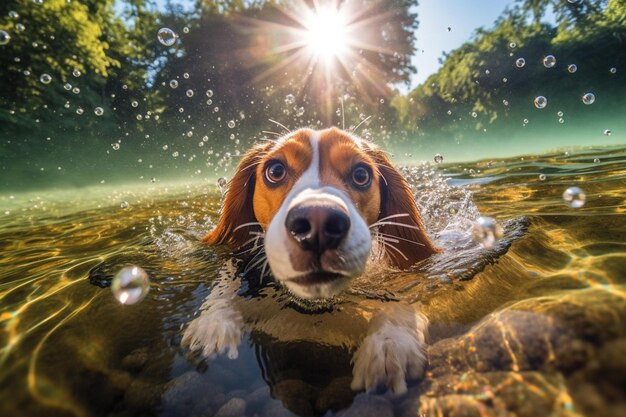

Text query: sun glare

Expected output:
[302,8,349,62]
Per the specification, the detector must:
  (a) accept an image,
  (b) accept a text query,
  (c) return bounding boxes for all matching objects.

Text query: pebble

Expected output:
[124,378,165,411]
[215,397,246,417]
[340,394,393,417]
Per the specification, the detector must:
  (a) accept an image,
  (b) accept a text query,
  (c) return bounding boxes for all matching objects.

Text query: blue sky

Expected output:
[411,0,516,86]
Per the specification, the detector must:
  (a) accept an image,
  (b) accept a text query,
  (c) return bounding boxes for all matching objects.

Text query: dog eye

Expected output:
[265,161,287,184]
[351,165,371,188]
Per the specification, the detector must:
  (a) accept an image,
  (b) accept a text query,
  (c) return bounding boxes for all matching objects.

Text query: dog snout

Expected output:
[285,205,351,254]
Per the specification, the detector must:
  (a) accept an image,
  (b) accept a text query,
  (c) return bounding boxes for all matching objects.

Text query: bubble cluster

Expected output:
[217,177,227,191]
[563,186,586,208]
[434,154,444,164]
[534,96,547,109]
[157,27,178,46]
[111,266,150,305]
[543,55,556,68]
[472,216,504,249]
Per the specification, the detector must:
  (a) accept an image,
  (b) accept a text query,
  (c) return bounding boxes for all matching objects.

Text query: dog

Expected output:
[182,127,441,394]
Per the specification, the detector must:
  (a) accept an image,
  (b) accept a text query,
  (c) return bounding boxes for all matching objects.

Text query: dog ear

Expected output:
[370,150,441,269]
[203,142,270,249]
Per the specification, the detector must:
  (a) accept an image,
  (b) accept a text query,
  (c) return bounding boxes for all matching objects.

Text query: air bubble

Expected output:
[0,30,10,45]
[131,100,138,108]
[217,177,227,191]
[604,129,612,136]
[206,89,213,97]
[183,72,189,79]
[539,174,546,181]
[94,107,104,116]
[228,120,235,128]
[186,89,194,97]
[609,67,617,74]
[157,28,178,46]
[434,154,443,164]
[515,58,525,68]
[111,266,150,305]
[39,73,52,84]
[472,216,504,249]
[72,87,80,94]
[76,108,84,115]
[169,80,178,89]
[563,186,586,208]
[534,96,547,109]
[543,55,556,68]
[582,93,595,105]
[568,64,577,73]
[72,69,81,77]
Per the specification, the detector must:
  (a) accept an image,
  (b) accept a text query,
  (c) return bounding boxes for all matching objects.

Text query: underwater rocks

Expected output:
[414,288,626,417]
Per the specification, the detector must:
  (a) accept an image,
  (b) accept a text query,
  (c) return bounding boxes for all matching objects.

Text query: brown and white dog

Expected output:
[183,127,441,394]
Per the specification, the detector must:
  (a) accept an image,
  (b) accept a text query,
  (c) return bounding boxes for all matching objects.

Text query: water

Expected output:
[1,146,625,417]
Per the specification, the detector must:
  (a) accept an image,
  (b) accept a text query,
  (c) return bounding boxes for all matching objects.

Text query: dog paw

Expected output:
[181,300,243,359]
[351,305,428,395]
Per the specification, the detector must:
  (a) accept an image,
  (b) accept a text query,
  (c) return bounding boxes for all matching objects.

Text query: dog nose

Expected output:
[285,205,351,254]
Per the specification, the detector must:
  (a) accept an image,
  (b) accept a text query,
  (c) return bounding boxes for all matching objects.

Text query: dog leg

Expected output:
[350,303,428,395]
[181,263,243,359]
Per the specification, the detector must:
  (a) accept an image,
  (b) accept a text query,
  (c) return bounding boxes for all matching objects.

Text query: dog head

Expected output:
[204,128,440,299]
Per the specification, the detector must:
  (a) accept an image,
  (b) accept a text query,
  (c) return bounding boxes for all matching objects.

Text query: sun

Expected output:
[301,7,350,64]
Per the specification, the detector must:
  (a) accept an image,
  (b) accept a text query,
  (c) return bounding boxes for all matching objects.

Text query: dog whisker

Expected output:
[268,119,291,133]
[373,231,426,247]
[233,222,264,233]
[351,115,371,133]
[369,221,422,231]
[244,252,268,275]
[262,130,281,137]
[377,239,409,261]
[371,213,410,224]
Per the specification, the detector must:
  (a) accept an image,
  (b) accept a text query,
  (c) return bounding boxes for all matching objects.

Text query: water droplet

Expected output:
[543,55,556,68]
[604,129,612,136]
[0,30,10,45]
[567,64,577,73]
[582,92,595,105]
[72,68,81,77]
[169,79,178,89]
[39,73,52,84]
[157,27,178,46]
[539,174,546,181]
[94,107,104,116]
[76,107,84,115]
[111,266,150,305]
[593,158,600,163]
[609,67,617,74]
[515,58,526,68]
[206,89,213,97]
[186,89,194,97]
[472,216,504,249]
[217,177,227,190]
[434,154,444,164]
[534,96,547,109]
[563,186,586,208]
[228,120,235,128]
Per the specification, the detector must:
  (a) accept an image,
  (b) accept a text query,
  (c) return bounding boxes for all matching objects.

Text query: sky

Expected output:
[410,0,515,87]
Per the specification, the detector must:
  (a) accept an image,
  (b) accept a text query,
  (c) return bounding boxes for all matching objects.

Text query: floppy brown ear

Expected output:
[204,142,270,249]
[371,150,441,269]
